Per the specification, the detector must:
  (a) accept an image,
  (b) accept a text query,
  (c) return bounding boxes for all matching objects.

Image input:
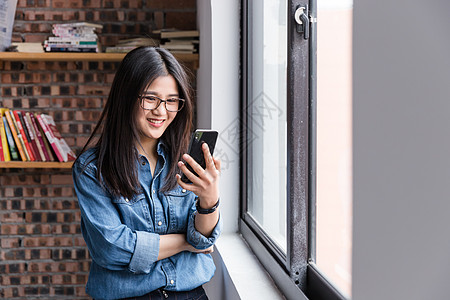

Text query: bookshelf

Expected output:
[0,52,199,66]
[0,161,73,168]
[0,51,199,168]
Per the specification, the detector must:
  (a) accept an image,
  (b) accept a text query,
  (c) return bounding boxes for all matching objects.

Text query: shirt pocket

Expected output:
[165,187,194,233]
[111,193,153,231]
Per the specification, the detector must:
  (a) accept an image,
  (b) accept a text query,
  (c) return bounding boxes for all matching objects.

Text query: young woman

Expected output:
[72,47,222,300]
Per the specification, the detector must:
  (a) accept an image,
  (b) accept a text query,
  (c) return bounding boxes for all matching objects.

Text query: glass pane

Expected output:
[247,0,287,252]
[316,0,353,297]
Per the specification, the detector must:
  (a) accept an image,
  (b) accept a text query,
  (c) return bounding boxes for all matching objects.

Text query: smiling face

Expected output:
[135,75,179,150]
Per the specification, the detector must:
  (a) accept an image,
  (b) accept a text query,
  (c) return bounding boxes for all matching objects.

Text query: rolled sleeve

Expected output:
[186,212,222,250]
[128,231,160,274]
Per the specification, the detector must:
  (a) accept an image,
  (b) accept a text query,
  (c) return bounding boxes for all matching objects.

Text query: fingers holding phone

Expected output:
[176,130,220,206]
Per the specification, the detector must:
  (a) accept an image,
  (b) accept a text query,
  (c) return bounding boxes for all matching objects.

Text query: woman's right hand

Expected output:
[184,243,214,254]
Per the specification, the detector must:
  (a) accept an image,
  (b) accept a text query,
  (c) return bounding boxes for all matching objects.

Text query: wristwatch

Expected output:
[196,198,220,214]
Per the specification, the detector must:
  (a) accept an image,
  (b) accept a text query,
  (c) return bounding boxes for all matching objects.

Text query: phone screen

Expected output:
[181,130,218,183]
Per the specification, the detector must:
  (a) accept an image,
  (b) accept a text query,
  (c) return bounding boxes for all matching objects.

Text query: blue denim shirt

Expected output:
[72,142,222,299]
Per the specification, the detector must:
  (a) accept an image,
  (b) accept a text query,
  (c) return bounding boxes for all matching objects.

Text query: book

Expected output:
[0,115,3,161]
[153,29,199,39]
[36,114,76,162]
[0,0,18,51]
[53,22,103,29]
[13,110,35,161]
[44,22,102,53]
[17,111,38,161]
[116,37,159,47]
[32,113,54,161]
[24,112,45,161]
[48,36,97,42]
[3,116,19,161]
[36,114,62,162]
[0,109,10,161]
[161,43,195,51]
[4,109,27,161]
[41,114,76,162]
[105,46,137,53]
[44,47,98,53]
[10,42,44,53]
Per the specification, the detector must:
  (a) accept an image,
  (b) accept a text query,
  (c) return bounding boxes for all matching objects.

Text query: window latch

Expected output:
[295,5,310,40]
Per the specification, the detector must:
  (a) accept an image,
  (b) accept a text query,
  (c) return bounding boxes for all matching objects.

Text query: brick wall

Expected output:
[0,0,197,298]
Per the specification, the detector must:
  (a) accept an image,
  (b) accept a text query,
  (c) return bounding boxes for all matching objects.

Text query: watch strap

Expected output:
[196,198,220,214]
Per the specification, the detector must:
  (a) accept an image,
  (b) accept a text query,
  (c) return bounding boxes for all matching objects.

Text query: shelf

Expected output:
[0,161,74,168]
[0,52,199,64]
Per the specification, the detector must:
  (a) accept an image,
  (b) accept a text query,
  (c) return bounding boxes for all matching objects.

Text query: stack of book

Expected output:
[105,37,159,53]
[0,109,76,162]
[44,22,102,53]
[154,29,199,54]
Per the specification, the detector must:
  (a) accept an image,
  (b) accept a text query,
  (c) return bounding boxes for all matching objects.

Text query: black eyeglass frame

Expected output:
[139,95,186,112]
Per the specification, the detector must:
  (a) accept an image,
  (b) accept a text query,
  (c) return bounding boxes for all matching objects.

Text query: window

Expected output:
[244,0,288,256]
[314,0,353,297]
[241,0,352,299]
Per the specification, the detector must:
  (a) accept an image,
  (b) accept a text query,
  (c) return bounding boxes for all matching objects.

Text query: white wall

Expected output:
[197,0,241,234]
[352,0,450,299]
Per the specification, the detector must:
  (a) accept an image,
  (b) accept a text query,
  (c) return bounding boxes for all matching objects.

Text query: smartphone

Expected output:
[181,129,218,183]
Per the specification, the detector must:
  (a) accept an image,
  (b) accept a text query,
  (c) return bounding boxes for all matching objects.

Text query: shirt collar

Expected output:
[136,140,168,160]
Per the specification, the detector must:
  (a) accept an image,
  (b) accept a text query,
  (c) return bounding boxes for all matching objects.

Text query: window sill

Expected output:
[205,233,285,300]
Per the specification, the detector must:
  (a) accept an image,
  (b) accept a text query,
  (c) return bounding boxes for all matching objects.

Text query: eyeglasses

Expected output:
[139,95,185,112]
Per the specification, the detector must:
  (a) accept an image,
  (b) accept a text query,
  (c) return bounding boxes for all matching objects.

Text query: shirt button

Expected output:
[141,161,146,166]
[125,198,129,202]
[152,190,155,194]
[158,221,162,226]
[170,280,174,285]
[182,189,186,193]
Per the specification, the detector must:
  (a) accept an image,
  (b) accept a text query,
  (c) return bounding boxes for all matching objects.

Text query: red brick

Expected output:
[1,73,12,83]
[24,35,47,43]
[76,136,90,147]
[37,98,51,107]
[0,212,25,223]
[51,224,79,235]
[74,237,86,247]
[16,0,27,7]
[50,174,73,185]
[1,238,21,248]
[0,287,25,298]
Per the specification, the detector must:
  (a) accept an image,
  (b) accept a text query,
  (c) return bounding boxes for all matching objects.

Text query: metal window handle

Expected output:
[295,5,309,40]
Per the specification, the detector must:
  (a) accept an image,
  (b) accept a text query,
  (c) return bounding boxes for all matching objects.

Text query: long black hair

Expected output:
[78,47,193,199]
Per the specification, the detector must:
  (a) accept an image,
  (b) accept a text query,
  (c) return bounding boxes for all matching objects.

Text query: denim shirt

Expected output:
[72,142,222,300]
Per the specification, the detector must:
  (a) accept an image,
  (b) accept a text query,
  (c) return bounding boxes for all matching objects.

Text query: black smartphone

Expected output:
[181,129,218,183]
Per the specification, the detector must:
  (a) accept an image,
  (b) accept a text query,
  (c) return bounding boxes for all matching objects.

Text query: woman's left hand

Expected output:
[176,143,221,208]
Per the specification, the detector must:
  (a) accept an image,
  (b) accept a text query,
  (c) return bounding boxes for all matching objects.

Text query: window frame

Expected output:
[239,0,348,299]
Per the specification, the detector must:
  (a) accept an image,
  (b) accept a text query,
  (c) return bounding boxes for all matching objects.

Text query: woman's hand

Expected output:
[184,244,214,255]
[158,234,213,261]
[176,143,221,208]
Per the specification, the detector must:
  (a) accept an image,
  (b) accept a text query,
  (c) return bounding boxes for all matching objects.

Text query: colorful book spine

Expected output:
[3,116,19,161]
[18,111,38,161]
[34,113,55,161]
[25,112,46,161]
[0,109,8,161]
[36,113,64,162]
[5,110,28,161]
[38,114,76,162]
[0,119,4,161]
[30,112,53,161]
[13,110,35,161]
[23,112,44,161]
